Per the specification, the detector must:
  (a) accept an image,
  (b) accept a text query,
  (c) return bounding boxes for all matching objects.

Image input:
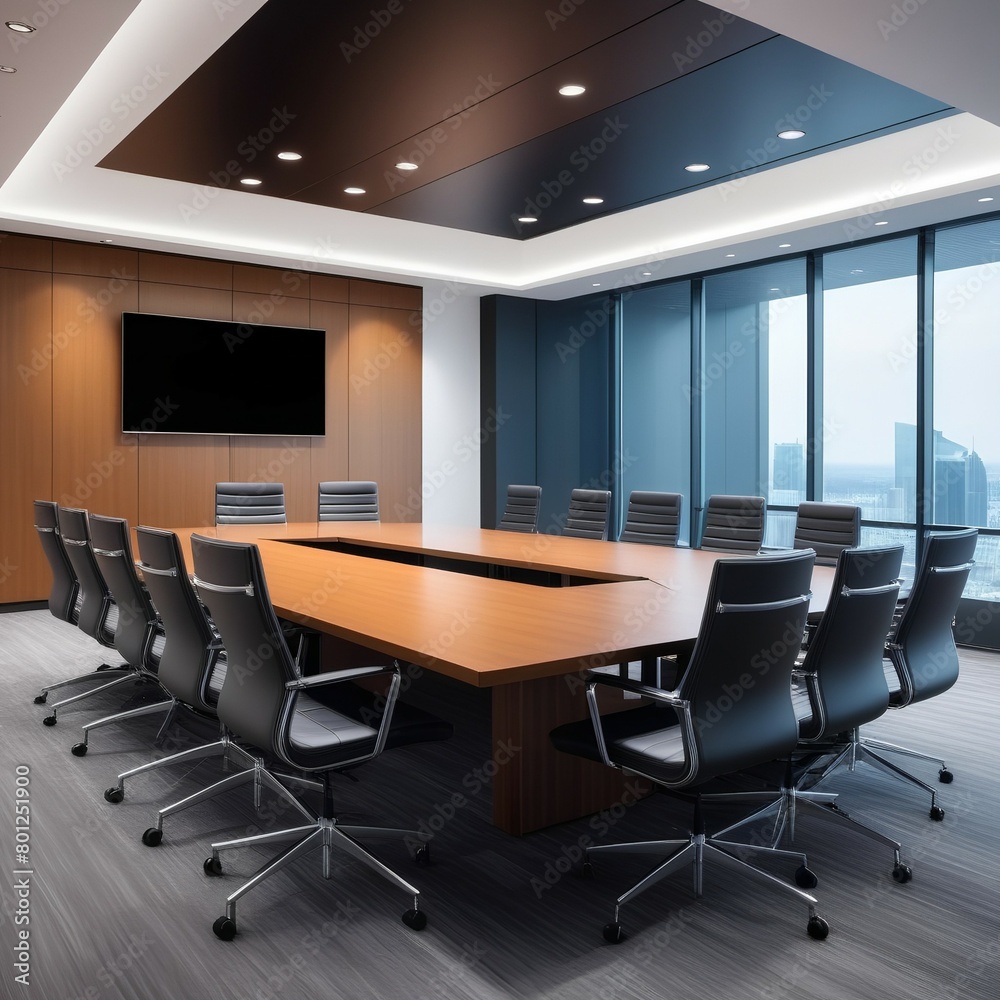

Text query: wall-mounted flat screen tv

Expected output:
[121,312,326,436]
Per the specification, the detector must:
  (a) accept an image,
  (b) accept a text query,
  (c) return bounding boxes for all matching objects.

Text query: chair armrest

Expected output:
[285,664,398,690]
[584,670,690,770]
[585,669,686,707]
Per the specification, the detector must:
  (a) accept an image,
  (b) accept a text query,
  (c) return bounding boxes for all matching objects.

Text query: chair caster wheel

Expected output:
[204,857,223,877]
[402,908,427,930]
[213,916,237,940]
[33,693,47,705]
[71,742,88,757]
[581,860,595,879]
[939,769,953,784]
[43,716,57,727]
[104,787,124,804]
[795,865,818,889]
[807,916,830,940]
[141,828,163,847]
[414,845,431,866]
[603,922,624,944]
[929,805,945,821]
[892,864,913,883]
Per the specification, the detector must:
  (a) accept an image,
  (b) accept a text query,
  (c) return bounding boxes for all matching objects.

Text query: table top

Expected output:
[172,522,834,689]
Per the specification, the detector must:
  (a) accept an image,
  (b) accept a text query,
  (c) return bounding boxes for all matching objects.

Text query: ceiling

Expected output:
[2,0,1000,299]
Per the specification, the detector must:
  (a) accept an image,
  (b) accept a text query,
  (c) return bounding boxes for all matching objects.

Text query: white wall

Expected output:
[420,280,481,525]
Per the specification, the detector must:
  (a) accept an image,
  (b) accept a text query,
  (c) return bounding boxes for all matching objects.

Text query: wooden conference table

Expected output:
[172,521,834,835]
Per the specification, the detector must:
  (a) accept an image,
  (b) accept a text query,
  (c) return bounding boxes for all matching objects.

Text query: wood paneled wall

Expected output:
[0,233,422,604]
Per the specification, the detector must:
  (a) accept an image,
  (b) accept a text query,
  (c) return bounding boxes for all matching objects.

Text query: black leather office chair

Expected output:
[216,482,286,524]
[618,491,682,546]
[564,488,612,540]
[31,500,132,711]
[710,545,912,881]
[792,502,861,565]
[38,507,138,726]
[70,515,172,755]
[318,481,380,521]
[497,484,542,532]
[551,549,829,942]
[190,533,434,940]
[858,527,978,818]
[699,494,766,553]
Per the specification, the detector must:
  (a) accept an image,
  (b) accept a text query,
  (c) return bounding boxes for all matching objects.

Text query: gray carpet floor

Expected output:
[1,607,998,1000]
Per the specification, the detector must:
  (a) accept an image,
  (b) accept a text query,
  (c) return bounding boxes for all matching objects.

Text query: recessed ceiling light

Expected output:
[779,243,791,249]
[769,287,780,292]
[344,186,366,195]
[850,268,865,275]
[875,220,889,226]
[239,177,262,186]
[592,283,601,287]
[685,163,710,172]
[582,197,604,205]
[99,239,114,244]
[777,129,806,140]
[559,84,586,97]
[725,253,736,258]
[0,65,16,74]
[395,161,418,171]
[641,272,652,276]
[277,151,302,161]
[5,20,34,32]
[517,216,538,224]
[978,196,994,203]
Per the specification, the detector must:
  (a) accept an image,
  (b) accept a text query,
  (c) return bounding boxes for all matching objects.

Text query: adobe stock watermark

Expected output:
[392,408,511,519]
[717,84,834,203]
[878,0,930,41]
[844,121,961,241]
[672,5,748,72]
[340,0,412,63]
[6,0,74,52]
[52,66,170,180]
[18,268,134,384]
[511,116,628,232]
[178,107,297,222]
[384,75,501,192]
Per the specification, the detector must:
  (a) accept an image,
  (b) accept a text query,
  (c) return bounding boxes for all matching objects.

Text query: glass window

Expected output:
[821,237,918,523]
[620,282,691,543]
[703,259,806,548]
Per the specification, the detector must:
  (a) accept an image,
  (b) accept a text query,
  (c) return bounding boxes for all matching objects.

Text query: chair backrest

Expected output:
[564,488,612,540]
[889,527,978,707]
[798,545,903,740]
[674,549,814,785]
[618,491,682,546]
[699,494,766,553]
[497,484,542,533]
[33,500,79,624]
[136,526,223,714]
[793,501,861,565]
[90,514,161,671]
[190,534,299,757]
[216,482,287,524]
[318,481,380,521]
[56,507,117,648]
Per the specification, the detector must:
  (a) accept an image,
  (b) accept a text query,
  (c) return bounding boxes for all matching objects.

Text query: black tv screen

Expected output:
[121,312,326,436]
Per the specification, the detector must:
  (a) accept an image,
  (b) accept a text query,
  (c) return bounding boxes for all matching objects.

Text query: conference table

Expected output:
[172,521,835,835]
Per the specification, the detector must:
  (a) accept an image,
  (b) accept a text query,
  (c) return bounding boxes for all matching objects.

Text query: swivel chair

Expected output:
[551,549,829,942]
[564,488,612,540]
[497,484,542,533]
[216,483,286,524]
[71,514,172,755]
[31,500,131,712]
[191,533,433,940]
[318,481,380,521]
[709,545,912,882]
[792,502,861,565]
[699,495,766,553]
[618,491,682,546]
